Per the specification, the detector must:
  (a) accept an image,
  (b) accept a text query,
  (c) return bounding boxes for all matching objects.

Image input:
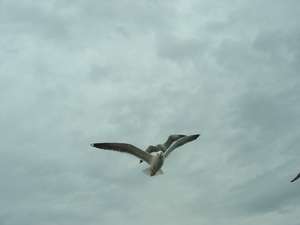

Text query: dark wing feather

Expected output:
[91,143,152,165]
[291,173,300,182]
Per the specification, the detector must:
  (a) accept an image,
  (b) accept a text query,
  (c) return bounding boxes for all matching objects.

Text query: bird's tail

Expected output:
[142,167,164,176]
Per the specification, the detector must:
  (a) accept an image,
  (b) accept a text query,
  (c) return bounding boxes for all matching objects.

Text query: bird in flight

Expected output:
[90,134,200,176]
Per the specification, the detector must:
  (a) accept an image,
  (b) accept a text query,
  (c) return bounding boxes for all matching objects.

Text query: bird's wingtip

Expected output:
[90,143,94,147]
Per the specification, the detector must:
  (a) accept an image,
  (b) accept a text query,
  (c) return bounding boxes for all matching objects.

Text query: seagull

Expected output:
[90,134,200,176]
[290,172,300,182]
[139,134,186,163]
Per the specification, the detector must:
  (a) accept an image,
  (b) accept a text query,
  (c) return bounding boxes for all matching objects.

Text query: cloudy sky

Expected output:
[1,0,300,224]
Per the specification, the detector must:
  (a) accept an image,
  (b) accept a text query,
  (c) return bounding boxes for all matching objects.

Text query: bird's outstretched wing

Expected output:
[91,143,152,165]
[164,134,200,158]
[139,134,187,164]
[291,173,300,182]
[145,145,161,154]
[163,134,187,149]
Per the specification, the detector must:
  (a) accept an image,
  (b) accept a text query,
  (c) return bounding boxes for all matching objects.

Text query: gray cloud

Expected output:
[1,1,300,225]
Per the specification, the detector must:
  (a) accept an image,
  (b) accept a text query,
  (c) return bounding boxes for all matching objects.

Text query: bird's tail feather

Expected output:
[142,168,164,176]
[156,169,164,176]
[142,168,152,176]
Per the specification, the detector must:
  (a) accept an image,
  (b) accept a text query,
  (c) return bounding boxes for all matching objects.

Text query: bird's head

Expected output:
[157,151,163,156]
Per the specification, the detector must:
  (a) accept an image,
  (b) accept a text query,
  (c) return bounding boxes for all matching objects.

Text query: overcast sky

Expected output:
[1,0,300,225]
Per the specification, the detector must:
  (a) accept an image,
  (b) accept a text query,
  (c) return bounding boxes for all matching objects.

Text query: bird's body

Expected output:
[144,151,165,176]
[90,134,200,176]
